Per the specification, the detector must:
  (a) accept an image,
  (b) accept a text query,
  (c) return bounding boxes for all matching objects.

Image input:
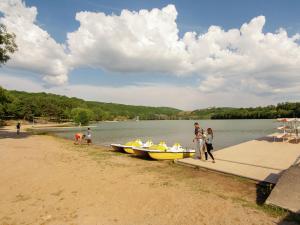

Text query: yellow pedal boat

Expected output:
[133,142,195,160]
[111,139,153,154]
[110,143,130,152]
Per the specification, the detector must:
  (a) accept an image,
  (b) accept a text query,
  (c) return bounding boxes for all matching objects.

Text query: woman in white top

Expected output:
[205,128,215,163]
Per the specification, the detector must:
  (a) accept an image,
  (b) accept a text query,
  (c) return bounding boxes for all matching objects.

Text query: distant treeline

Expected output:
[1,86,300,124]
[0,86,180,124]
[191,104,300,119]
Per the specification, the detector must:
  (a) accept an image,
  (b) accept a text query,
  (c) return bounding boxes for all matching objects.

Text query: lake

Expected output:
[51,119,278,150]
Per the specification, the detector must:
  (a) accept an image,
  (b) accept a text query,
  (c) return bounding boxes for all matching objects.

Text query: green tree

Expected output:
[0,86,13,119]
[71,108,93,125]
[0,24,17,65]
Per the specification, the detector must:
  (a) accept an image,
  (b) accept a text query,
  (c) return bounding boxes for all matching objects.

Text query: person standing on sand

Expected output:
[205,128,215,163]
[86,127,92,145]
[16,122,21,135]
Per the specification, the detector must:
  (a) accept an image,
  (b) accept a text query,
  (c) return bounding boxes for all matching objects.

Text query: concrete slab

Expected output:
[176,157,281,183]
[266,165,300,214]
[176,137,300,184]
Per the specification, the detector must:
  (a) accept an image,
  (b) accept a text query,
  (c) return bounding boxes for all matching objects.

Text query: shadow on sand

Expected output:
[277,211,300,224]
[256,181,274,205]
[0,129,31,139]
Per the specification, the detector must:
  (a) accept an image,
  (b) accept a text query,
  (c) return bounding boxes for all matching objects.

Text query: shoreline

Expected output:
[0,126,299,224]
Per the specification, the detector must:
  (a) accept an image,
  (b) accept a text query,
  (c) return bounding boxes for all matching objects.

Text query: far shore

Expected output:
[0,125,299,224]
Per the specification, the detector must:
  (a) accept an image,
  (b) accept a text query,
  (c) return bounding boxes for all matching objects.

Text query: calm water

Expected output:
[51,119,277,150]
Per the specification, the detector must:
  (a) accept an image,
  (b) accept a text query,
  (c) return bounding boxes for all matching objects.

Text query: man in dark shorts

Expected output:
[16,122,21,135]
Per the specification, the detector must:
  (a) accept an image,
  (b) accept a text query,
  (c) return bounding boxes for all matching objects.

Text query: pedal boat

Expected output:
[133,142,195,160]
[111,139,153,154]
[110,143,131,152]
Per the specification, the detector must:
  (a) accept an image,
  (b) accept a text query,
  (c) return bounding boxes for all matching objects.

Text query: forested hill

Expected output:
[1,86,300,123]
[0,87,181,122]
[190,104,300,119]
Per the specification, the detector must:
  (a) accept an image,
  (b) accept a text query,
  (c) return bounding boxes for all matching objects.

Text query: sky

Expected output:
[0,0,300,110]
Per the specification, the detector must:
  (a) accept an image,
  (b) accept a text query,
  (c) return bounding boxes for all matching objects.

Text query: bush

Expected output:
[71,108,93,125]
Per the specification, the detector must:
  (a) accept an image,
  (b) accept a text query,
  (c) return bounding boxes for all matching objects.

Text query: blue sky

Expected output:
[28,0,300,39]
[24,0,300,87]
[1,0,300,109]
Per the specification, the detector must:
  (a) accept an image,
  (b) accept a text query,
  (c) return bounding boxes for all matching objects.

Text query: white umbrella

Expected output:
[277,126,288,130]
[277,118,288,122]
[286,118,300,122]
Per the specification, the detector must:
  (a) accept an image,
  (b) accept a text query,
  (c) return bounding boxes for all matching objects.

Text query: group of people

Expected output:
[193,122,215,163]
[74,127,92,145]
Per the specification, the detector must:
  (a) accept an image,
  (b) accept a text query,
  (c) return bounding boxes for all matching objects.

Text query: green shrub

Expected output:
[71,108,93,125]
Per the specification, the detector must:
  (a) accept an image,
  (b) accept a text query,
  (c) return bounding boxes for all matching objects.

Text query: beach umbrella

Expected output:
[277,118,288,122]
[286,118,299,122]
[277,126,288,130]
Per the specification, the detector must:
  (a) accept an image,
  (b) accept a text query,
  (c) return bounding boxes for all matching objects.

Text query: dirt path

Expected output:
[0,128,296,225]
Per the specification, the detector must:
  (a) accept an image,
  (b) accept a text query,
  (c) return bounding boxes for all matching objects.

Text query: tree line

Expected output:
[1,87,300,125]
[0,87,180,125]
[191,104,300,119]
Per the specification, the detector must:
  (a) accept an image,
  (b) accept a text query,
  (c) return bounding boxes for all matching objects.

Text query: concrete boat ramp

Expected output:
[176,136,300,213]
[266,165,300,213]
[175,137,300,184]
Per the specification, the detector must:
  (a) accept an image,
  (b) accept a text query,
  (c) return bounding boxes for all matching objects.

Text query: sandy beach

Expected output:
[0,127,297,225]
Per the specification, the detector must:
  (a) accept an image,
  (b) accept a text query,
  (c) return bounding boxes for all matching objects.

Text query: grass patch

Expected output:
[88,149,111,159]
[32,131,49,135]
[232,196,288,218]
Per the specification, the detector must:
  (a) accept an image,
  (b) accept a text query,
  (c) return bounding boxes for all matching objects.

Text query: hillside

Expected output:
[0,87,181,122]
[1,86,300,122]
[191,104,300,119]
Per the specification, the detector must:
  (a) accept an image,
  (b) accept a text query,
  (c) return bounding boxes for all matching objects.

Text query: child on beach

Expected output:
[86,128,92,145]
[74,133,85,145]
[205,128,215,163]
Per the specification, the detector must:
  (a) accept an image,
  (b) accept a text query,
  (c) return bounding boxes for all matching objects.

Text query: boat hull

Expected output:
[148,152,195,160]
[110,144,125,152]
[124,147,134,154]
[132,148,150,158]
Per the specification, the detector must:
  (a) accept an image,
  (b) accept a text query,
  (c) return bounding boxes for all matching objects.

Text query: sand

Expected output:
[0,127,297,225]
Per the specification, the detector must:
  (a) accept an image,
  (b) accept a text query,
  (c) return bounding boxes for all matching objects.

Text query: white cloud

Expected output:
[182,16,300,93]
[67,5,188,74]
[0,0,69,85]
[1,1,300,103]
[67,7,300,96]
